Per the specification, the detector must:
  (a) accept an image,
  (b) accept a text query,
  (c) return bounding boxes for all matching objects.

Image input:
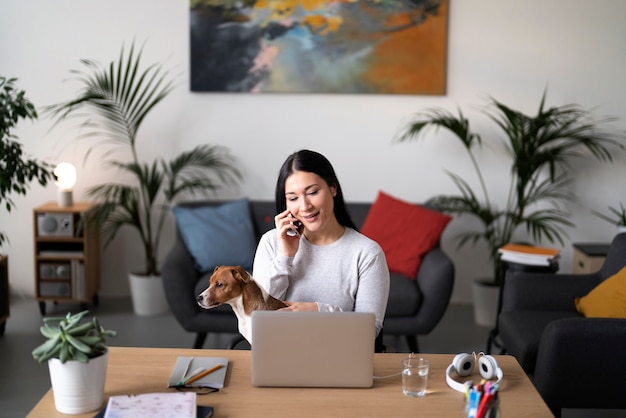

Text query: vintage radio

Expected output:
[39,281,71,298]
[37,213,74,237]
[39,262,71,280]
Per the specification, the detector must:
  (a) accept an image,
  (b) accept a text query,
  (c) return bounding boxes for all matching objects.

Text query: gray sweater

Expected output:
[253,227,390,335]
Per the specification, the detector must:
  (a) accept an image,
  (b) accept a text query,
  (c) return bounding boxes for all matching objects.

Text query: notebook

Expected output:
[167,356,229,389]
[100,392,197,418]
[94,392,214,418]
[251,311,375,388]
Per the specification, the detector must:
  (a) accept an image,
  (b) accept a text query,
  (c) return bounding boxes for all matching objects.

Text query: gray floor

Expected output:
[0,296,491,417]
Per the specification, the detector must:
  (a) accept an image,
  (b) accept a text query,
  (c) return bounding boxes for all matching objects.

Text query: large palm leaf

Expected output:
[47,42,174,161]
[47,44,242,275]
[399,92,624,282]
[85,144,241,275]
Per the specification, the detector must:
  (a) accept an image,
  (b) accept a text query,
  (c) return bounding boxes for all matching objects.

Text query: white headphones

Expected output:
[445,352,503,392]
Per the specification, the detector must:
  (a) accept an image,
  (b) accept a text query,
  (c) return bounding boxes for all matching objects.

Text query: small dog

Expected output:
[196,265,287,344]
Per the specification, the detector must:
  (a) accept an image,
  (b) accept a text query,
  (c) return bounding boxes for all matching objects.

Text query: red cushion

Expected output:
[361,191,452,279]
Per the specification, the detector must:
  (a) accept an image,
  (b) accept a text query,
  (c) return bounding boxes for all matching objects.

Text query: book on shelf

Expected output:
[498,243,560,266]
[71,260,85,299]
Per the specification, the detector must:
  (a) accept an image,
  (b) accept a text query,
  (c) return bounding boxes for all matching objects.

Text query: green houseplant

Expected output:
[46,43,242,315]
[1,76,53,334]
[1,76,53,246]
[32,310,116,414]
[397,93,624,325]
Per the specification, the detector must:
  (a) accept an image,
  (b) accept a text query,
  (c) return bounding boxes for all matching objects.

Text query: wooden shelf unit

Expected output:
[33,202,100,315]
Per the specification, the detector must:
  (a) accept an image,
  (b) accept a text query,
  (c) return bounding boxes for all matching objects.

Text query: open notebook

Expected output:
[251,311,375,388]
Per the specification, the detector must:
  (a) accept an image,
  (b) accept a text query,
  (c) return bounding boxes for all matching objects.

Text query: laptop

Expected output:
[251,311,375,388]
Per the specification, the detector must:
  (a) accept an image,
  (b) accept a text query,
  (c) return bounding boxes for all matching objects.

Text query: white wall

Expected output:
[1,0,625,304]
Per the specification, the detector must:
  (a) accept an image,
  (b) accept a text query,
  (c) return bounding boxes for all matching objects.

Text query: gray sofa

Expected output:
[162,200,455,352]
[498,232,626,415]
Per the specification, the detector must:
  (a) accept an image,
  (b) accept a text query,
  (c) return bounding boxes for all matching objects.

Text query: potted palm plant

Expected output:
[1,76,53,333]
[47,43,242,316]
[397,92,624,326]
[32,310,116,414]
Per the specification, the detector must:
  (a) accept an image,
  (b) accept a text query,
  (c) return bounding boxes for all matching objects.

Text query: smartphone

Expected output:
[197,406,214,418]
[286,214,303,237]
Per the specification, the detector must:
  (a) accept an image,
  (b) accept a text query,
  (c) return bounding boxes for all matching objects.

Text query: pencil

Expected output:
[185,364,223,385]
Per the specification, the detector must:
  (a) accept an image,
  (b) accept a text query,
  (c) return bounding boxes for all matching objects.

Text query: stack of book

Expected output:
[498,243,560,266]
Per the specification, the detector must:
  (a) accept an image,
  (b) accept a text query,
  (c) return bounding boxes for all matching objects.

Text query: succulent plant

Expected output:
[32,310,117,364]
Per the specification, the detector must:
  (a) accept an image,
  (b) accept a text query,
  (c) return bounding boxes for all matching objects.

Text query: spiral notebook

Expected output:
[93,392,214,418]
[167,356,229,388]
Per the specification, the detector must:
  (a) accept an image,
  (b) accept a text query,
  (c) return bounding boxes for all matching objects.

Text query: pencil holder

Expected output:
[464,391,499,418]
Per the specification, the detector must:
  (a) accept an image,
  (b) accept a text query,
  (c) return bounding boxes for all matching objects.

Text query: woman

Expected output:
[252,150,390,337]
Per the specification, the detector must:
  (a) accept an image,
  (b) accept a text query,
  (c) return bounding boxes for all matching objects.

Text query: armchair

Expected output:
[161,199,455,352]
[497,232,626,416]
[533,318,626,415]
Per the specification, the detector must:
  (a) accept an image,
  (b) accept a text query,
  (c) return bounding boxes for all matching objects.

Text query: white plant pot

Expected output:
[48,349,108,414]
[472,280,500,328]
[129,273,170,316]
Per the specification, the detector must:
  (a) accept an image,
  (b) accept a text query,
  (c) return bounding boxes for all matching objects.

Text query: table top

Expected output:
[573,242,611,256]
[28,346,553,418]
[35,201,96,213]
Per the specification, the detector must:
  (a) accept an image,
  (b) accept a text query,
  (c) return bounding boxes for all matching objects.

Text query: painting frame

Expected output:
[190,0,449,95]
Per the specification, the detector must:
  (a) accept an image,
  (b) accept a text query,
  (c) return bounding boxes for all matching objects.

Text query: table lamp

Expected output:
[54,162,77,207]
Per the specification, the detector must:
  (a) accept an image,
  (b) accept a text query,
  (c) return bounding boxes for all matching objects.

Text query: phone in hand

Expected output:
[286,214,303,237]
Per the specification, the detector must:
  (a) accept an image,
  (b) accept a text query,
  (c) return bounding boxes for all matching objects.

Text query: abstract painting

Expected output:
[190,0,448,94]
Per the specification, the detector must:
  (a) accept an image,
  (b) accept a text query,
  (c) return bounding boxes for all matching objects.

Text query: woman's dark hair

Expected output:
[275,150,357,230]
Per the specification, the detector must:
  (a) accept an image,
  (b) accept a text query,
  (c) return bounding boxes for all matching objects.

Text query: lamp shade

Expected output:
[54,163,76,207]
[54,163,77,191]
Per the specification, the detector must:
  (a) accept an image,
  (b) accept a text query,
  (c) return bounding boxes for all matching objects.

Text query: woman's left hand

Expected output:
[279,301,319,312]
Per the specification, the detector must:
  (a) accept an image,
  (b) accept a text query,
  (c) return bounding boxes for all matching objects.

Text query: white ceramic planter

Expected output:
[48,349,108,414]
[472,280,500,328]
[129,273,170,316]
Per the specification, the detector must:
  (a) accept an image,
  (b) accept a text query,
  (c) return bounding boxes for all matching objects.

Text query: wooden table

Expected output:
[28,347,553,417]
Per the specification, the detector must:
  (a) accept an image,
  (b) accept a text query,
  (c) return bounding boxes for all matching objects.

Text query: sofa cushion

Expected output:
[248,201,279,239]
[173,198,257,273]
[361,191,452,278]
[498,310,581,374]
[575,266,626,318]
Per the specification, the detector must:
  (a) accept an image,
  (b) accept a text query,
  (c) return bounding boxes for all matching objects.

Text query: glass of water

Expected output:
[402,357,429,397]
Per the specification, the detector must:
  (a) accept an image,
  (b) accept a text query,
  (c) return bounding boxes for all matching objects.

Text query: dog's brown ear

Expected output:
[232,266,251,283]
[214,265,221,273]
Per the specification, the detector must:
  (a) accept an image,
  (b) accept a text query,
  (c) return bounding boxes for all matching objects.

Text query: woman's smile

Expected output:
[285,170,343,244]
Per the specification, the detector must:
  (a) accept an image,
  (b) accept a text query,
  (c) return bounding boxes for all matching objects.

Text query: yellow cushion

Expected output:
[575,266,626,318]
